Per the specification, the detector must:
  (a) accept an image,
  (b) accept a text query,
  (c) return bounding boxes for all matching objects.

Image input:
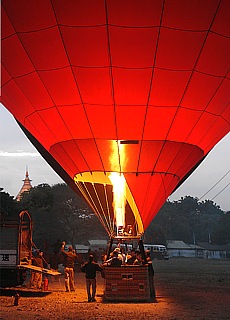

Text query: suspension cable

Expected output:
[198,169,230,201]
[211,182,230,201]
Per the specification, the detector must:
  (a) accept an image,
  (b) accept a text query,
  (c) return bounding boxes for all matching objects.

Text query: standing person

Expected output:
[103,250,122,267]
[61,241,78,292]
[126,248,136,264]
[81,255,102,302]
[119,247,126,265]
[87,248,98,263]
[145,250,156,299]
[111,247,124,264]
[31,250,44,289]
[133,250,143,265]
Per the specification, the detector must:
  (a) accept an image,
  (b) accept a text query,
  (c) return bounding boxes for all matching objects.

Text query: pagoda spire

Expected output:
[16,167,33,201]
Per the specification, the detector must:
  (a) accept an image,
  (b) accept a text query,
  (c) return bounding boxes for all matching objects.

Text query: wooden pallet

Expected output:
[17,264,61,276]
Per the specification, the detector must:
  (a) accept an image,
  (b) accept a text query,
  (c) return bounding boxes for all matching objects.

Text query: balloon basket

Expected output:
[104,265,150,302]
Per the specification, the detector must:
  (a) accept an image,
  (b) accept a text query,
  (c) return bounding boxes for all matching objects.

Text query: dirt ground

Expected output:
[0,258,230,320]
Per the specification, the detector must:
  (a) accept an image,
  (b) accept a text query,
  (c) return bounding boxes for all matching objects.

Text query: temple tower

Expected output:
[16,168,32,201]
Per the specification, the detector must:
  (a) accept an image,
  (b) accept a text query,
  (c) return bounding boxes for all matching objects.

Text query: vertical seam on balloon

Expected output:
[104,0,121,174]
[50,0,106,174]
[137,0,166,175]
[156,0,223,180]
[166,0,221,149]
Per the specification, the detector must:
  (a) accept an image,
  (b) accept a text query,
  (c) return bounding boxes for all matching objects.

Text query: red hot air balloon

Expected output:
[1,0,230,238]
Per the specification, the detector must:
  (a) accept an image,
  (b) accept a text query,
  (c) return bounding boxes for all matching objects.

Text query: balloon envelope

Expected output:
[1,0,230,236]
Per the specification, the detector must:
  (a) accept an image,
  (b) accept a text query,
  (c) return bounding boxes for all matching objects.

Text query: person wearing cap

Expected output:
[113,247,125,264]
[61,241,78,292]
[81,255,102,302]
[103,250,122,267]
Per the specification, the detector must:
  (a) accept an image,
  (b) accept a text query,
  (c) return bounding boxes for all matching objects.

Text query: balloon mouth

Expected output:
[74,171,144,238]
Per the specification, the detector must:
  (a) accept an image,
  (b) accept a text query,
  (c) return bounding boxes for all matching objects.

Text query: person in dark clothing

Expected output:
[133,250,144,265]
[126,248,136,265]
[81,255,102,302]
[61,241,78,292]
[87,248,98,263]
[103,251,122,267]
[145,250,156,298]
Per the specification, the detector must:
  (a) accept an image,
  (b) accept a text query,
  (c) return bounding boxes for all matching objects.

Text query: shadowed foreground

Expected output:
[0,258,229,320]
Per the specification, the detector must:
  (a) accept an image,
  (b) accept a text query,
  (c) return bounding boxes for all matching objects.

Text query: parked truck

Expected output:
[0,210,32,287]
[0,210,61,288]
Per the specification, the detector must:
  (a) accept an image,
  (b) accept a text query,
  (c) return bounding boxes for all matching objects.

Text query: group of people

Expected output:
[61,243,155,301]
[102,247,155,298]
[30,241,155,301]
[61,241,102,302]
[103,247,146,266]
[30,239,63,289]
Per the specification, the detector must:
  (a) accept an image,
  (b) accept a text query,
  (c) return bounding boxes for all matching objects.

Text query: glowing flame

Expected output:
[109,172,126,235]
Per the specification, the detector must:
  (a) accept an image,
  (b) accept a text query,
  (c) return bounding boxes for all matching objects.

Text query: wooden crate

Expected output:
[104,265,150,301]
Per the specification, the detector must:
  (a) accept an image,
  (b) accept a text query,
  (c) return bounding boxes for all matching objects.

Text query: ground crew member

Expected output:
[81,255,102,302]
[61,241,78,292]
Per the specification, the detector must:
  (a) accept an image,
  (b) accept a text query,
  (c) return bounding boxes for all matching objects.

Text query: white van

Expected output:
[144,244,169,260]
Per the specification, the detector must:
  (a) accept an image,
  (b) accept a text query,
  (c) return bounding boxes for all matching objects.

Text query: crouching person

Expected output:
[81,255,102,302]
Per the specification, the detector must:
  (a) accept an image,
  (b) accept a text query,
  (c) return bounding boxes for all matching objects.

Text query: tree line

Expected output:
[0,184,229,248]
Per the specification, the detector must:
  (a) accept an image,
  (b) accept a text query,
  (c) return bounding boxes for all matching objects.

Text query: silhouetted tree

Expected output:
[20,183,107,247]
[0,188,22,218]
[2,183,228,246]
[146,196,226,245]
[211,211,230,244]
